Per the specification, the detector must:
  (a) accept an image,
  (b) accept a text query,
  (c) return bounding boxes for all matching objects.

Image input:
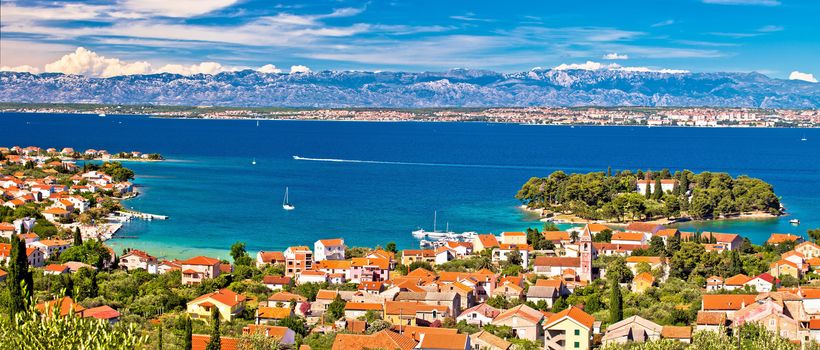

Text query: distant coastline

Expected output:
[1,102,818,128]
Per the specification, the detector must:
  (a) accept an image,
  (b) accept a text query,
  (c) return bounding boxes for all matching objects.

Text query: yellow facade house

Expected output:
[544,306,595,350]
[632,272,656,293]
[187,288,247,322]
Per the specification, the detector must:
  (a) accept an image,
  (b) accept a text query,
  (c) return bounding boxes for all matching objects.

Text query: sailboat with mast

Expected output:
[282,187,295,210]
[412,211,454,238]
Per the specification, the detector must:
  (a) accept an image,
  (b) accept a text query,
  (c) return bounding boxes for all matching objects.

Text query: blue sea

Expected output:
[2,112,819,260]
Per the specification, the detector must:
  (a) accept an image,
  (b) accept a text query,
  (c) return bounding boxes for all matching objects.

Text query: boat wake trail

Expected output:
[292,155,546,170]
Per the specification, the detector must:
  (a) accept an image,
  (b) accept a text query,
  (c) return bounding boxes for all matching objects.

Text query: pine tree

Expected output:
[609,280,623,324]
[205,308,221,350]
[653,177,663,200]
[8,235,33,316]
[73,227,83,247]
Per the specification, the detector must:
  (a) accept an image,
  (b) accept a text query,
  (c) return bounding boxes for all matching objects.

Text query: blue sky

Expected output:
[0,0,818,79]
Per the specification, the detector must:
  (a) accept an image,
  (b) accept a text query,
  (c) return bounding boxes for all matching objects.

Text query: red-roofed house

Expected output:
[120,249,158,274]
[492,244,531,266]
[83,305,121,324]
[457,303,501,326]
[262,275,292,291]
[767,233,804,246]
[179,256,221,285]
[744,273,779,292]
[500,231,527,245]
[491,304,544,341]
[284,246,313,277]
[543,306,595,350]
[187,288,247,321]
[701,294,757,318]
[256,250,285,268]
[314,238,346,261]
[473,234,500,252]
[612,232,647,245]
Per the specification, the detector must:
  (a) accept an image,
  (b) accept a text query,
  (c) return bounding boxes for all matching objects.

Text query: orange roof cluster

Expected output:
[661,326,692,339]
[344,302,383,311]
[612,232,645,241]
[533,256,580,267]
[190,288,247,307]
[257,307,292,319]
[331,330,416,350]
[545,305,594,329]
[268,291,307,303]
[767,233,803,245]
[625,256,663,264]
[702,294,757,311]
[495,304,545,325]
[180,256,220,266]
[724,274,752,286]
[476,234,500,248]
[542,231,570,241]
[318,238,344,246]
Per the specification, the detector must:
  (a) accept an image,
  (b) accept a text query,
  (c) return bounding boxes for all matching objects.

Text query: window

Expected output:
[574,341,580,348]
[574,329,580,336]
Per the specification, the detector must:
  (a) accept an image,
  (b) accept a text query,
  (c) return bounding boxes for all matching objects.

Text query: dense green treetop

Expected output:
[516,169,780,221]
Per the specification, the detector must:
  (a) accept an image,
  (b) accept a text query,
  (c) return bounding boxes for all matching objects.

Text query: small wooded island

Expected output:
[516,168,782,224]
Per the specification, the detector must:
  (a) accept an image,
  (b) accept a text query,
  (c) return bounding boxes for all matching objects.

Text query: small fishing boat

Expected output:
[282,187,295,210]
[98,113,106,117]
[256,120,260,127]
[790,219,800,225]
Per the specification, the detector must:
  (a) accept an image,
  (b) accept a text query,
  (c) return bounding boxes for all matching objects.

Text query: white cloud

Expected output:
[156,62,244,75]
[789,71,817,83]
[30,47,290,77]
[553,61,689,74]
[0,65,40,73]
[702,0,780,5]
[257,64,283,74]
[290,65,311,74]
[554,61,617,70]
[120,0,238,18]
[602,53,628,60]
[44,47,152,77]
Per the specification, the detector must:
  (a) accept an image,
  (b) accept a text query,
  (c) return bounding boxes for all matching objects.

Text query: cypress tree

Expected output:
[644,180,652,198]
[8,235,33,316]
[680,172,690,196]
[73,227,83,247]
[653,177,663,200]
[183,316,193,350]
[607,166,612,177]
[609,280,623,324]
[157,322,164,350]
[205,307,221,350]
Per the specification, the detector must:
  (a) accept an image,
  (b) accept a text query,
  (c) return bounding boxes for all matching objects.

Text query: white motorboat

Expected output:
[790,219,800,225]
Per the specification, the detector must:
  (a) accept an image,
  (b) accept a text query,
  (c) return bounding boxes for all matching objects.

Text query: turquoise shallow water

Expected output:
[2,112,819,260]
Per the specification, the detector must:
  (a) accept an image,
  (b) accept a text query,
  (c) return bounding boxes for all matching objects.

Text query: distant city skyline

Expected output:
[0,0,817,82]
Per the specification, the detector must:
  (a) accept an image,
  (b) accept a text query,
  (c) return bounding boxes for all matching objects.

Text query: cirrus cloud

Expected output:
[602,53,629,60]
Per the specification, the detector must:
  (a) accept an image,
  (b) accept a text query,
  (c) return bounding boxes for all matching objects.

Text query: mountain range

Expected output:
[1,69,818,108]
